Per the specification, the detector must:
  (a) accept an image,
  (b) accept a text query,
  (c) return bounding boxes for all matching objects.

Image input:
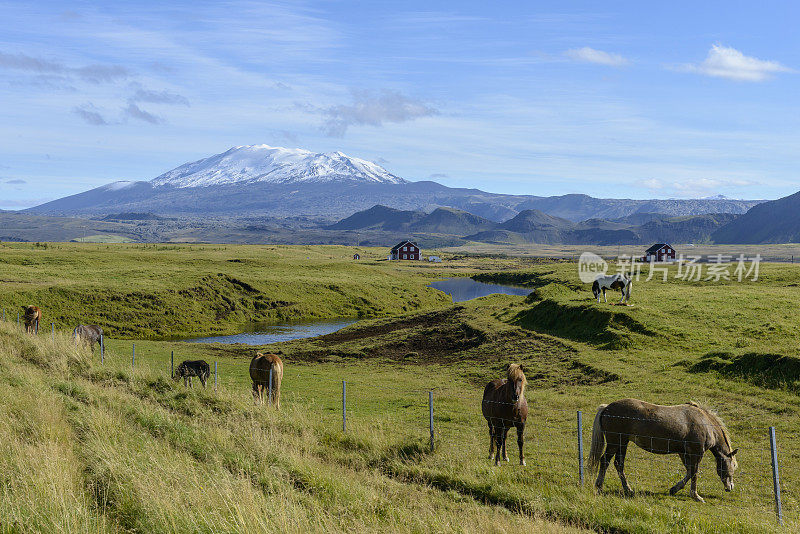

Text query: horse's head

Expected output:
[591,280,600,299]
[506,364,527,403]
[715,448,738,492]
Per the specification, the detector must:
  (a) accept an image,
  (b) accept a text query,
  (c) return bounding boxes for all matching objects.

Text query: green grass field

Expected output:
[1,244,799,532]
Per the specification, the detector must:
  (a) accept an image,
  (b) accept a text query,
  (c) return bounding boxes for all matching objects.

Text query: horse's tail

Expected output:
[588,404,609,473]
[625,278,632,301]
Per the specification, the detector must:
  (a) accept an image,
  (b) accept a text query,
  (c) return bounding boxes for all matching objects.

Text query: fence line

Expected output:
[0,317,792,525]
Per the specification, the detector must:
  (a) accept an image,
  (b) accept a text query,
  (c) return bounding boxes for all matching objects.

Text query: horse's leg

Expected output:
[595,440,618,491]
[614,439,634,496]
[669,453,693,497]
[516,423,525,466]
[493,427,506,466]
[502,426,509,462]
[487,423,495,459]
[603,288,607,303]
[688,455,704,503]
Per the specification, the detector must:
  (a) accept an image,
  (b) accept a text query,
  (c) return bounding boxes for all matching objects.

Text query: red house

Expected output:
[643,243,676,262]
[390,240,420,260]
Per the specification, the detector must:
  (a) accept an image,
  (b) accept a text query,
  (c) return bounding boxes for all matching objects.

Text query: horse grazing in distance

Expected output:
[250,352,283,409]
[482,363,528,466]
[588,399,738,503]
[73,325,103,351]
[174,360,211,388]
[22,305,41,334]
[592,273,631,304]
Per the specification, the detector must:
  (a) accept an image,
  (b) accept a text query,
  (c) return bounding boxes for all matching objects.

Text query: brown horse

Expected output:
[22,305,41,334]
[250,353,283,409]
[482,363,528,466]
[588,399,738,502]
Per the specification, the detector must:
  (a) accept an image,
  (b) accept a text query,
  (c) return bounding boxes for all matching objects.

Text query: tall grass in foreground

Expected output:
[0,324,112,533]
[0,322,586,533]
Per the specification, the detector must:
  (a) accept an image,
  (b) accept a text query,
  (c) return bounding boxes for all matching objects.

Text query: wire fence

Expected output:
[2,315,796,527]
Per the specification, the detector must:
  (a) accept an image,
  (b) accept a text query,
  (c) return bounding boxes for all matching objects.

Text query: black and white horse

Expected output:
[592,274,632,304]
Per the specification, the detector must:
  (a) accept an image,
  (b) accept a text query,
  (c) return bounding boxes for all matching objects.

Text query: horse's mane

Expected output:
[507,364,526,386]
[687,401,732,451]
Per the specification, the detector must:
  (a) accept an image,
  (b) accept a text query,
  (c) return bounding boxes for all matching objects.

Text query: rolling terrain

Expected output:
[1,245,800,532]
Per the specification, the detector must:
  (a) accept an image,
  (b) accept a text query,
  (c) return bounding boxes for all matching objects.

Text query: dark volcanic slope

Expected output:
[325,205,425,231]
[409,207,496,234]
[712,191,800,243]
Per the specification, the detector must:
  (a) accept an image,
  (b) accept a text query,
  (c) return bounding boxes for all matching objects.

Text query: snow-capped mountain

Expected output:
[25,144,763,222]
[151,145,406,188]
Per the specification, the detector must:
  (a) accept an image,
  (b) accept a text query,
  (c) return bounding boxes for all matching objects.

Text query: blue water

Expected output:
[429,277,531,303]
[181,278,527,344]
[180,318,357,345]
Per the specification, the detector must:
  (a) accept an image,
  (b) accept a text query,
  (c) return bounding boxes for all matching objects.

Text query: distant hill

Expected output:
[636,213,739,244]
[492,209,573,243]
[325,205,424,231]
[462,211,738,246]
[498,209,574,233]
[713,191,800,243]
[409,207,496,234]
[513,194,760,222]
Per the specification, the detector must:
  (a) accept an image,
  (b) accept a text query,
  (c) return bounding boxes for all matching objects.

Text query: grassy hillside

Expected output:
[0,322,585,533]
[2,247,800,532]
[0,243,465,338]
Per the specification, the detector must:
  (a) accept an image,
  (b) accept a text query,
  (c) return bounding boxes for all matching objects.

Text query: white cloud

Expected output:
[679,44,792,82]
[565,47,629,67]
[314,90,438,137]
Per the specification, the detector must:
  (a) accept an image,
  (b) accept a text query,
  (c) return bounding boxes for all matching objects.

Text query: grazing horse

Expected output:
[482,363,528,466]
[588,399,738,503]
[250,352,283,408]
[22,305,41,334]
[174,360,210,388]
[73,325,103,351]
[592,273,631,304]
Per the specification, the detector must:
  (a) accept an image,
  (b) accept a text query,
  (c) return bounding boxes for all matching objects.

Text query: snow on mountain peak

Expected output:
[150,145,407,188]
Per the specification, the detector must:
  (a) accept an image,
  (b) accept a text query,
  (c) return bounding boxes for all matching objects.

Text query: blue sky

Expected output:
[1,1,799,209]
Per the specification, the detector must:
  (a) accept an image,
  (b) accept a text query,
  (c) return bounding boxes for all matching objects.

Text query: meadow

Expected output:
[1,243,799,533]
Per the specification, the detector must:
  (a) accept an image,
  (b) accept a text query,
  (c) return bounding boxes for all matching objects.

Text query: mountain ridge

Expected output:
[26,145,764,222]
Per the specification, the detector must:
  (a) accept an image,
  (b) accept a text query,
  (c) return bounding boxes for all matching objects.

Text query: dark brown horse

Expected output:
[250,353,283,409]
[588,399,738,502]
[482,363,528,466]
[174,360,210,388]
[22,305,41,334]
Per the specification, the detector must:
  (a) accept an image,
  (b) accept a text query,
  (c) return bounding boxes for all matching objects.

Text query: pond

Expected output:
[180,278,529,345]
[180,318,357,345]
[428,277,531,303]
